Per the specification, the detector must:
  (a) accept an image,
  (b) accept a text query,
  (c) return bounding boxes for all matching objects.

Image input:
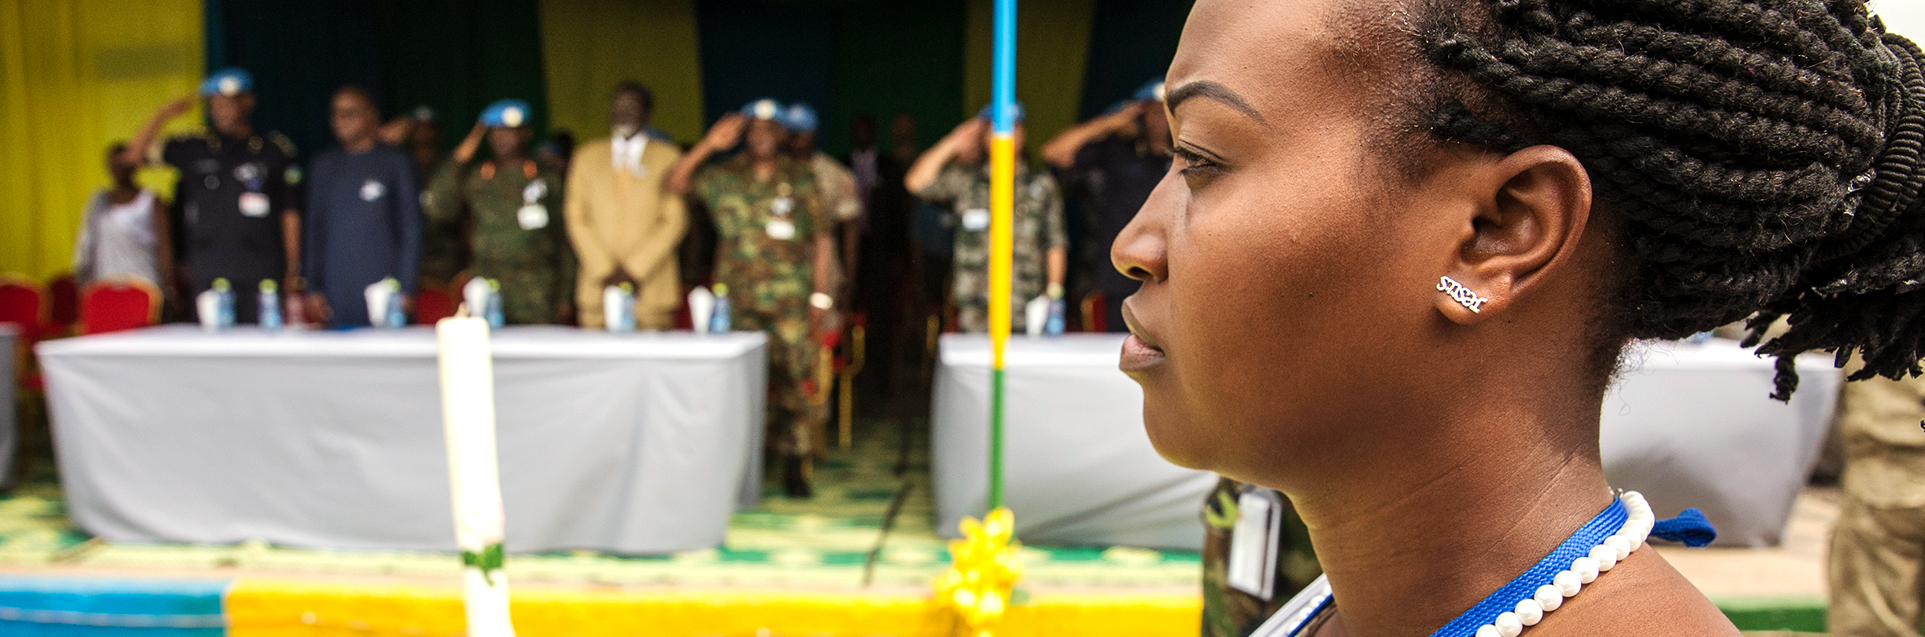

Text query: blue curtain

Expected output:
[203,0,385,160]
[1079,0,1190,119]
[697,0,836,134]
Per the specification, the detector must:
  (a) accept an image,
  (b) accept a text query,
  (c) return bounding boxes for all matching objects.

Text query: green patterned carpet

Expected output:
[0,418,1200,589]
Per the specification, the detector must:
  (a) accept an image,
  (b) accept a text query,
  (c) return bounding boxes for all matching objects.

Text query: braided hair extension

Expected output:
[1408,0,1925,399]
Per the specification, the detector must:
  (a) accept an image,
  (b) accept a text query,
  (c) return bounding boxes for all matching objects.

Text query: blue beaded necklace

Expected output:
[1255,492,1717,637]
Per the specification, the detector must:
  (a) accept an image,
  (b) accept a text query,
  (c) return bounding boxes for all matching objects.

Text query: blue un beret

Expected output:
[741,99,784,121]
[199,68,254,97]
[976,101,1026,124]
[1133,78,1168,103]
[479,99,532,128]
[782,103,819,133]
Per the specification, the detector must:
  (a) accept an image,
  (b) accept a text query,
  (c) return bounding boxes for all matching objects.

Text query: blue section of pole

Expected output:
[992,0,1016,134]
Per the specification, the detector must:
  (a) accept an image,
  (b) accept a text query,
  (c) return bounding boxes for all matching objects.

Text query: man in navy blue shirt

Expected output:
[303,85,422,326]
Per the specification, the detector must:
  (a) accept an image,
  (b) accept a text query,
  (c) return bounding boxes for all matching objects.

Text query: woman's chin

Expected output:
[1141,400,1214,471]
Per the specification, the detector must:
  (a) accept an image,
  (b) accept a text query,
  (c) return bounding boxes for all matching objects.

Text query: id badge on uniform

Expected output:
[1227,488,1284,600]
[238,192,271,217]
[517,204,549,230]
[961,208,991,232]
[765,218,797,241]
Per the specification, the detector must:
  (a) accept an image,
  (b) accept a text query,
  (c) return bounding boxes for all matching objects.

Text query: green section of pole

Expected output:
[989,367,1007,510]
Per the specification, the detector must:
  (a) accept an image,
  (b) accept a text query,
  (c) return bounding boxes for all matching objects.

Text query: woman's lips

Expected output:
[1119,303,1167,374]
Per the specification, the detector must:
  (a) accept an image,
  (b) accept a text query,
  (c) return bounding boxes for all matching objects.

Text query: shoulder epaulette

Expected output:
[268,131,297,157]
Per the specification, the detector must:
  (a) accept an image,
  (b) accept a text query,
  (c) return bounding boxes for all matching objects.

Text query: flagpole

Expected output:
[987,0,1016,513]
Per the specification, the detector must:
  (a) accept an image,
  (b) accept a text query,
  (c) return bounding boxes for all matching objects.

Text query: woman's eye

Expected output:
[1174,147,1223,178]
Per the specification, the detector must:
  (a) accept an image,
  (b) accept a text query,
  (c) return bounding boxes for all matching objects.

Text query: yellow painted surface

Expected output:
[538,0,706,146]
[227,579,1201,637]
[0,0,203,279]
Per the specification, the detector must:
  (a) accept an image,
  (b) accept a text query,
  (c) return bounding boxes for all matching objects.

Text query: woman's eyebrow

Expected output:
[1166,81,1271,129]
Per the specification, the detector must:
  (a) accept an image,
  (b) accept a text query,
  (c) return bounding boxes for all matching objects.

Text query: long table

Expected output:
[37,325,767,554]
[934,335,1840,550]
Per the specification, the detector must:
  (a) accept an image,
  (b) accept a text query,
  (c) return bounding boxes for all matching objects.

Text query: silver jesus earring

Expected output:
[1437,276,1489,313]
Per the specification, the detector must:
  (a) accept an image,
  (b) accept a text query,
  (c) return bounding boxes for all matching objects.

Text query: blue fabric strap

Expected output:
[1428,499,1627,637]
[1650,507,1717,547]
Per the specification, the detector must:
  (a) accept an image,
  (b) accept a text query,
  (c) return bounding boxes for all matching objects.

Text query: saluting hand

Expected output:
[943,118,987,146]
[452,123,486,164]
[377,117,415,147]
[700,113,748,152]
[156,96,195,121]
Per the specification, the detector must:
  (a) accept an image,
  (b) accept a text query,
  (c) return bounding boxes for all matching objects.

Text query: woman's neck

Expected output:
[1294,404,1612,637]
[108,182,140,203]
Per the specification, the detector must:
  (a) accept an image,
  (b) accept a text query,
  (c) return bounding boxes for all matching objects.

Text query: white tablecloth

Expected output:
[37,325,767,554]
[933,335,1840,550]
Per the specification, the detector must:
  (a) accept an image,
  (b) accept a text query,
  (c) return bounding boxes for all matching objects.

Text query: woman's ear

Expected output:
[1436,145,1592,324]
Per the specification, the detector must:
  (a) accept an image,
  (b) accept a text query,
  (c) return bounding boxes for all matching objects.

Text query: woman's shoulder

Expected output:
[1528,549,1738,637]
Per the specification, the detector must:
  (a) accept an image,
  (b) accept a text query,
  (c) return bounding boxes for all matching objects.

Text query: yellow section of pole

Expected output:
[988,135,1017,371]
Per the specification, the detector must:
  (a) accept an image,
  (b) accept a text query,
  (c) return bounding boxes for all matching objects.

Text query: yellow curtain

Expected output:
[538,0,705,147]
[964,0,1095,151]
[0,0,204,280]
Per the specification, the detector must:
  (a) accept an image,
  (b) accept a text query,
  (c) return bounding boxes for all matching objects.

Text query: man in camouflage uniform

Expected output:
[1200,478,1322,637]
[423,100,575,324]
[781,103,863,299]
[1827,361,1925,637]
[669,99,836,498]
[906,104,1067,333]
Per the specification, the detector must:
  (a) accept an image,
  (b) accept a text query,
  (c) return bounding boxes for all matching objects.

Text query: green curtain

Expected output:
[827,1,968,157]
[539,0,706,146]
[0,0,205,280]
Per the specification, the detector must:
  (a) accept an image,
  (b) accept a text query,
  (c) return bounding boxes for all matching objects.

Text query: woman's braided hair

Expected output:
[1413,0,1925,398]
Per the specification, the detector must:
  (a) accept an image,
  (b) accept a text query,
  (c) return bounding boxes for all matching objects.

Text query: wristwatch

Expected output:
[810,292,835,310]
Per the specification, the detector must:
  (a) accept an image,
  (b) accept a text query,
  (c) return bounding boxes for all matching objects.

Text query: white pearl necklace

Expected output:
[1471,491,1657,637]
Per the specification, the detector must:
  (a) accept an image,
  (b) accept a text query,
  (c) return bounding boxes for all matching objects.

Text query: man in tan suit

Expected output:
[565,82,687,328]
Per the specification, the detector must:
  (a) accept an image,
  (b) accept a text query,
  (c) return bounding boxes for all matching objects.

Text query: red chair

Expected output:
[1081,290,1108,333]
[79,279,160,335]
[46,273,78,333]
[413,287,455,325]
[0,273,46,393]
[0,274,44,341]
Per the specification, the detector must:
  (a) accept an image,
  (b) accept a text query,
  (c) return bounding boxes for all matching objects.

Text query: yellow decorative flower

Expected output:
[935,507,1024,635]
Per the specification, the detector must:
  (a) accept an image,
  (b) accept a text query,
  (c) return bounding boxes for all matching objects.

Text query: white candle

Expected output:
[435,316,515,637]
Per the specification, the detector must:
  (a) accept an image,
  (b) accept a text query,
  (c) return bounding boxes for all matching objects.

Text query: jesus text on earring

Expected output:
[1437,276,1489,313]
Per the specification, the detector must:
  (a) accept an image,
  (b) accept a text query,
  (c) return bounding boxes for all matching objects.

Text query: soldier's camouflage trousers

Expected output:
[736,307,825,459]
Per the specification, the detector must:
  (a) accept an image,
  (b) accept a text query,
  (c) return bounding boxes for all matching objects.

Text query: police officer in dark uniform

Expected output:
[124,68,302,323]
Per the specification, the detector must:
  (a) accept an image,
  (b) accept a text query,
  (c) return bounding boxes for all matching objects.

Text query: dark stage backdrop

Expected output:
[1080,0,1189,119]
[206,0,551,159]
[204,0,386,160]
[206,0,1183,162]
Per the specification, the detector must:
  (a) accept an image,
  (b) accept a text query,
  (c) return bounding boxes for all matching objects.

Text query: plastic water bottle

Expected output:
[213,278,236,328]
[258,280,282,331]
[387,287,407,328]
[1046,296,1066,336]
[485,279,505,329]
[709,283,732,334]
